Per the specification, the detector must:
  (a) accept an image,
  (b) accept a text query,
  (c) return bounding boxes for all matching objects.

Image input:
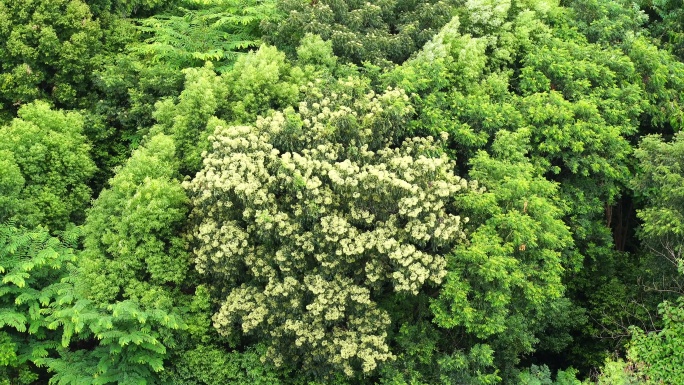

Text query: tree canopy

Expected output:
[2,0,684,384]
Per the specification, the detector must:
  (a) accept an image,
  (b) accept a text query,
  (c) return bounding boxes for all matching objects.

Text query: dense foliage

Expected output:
[0,102,95,230]
[0,224,77,384]
[2,0,684,384]
[0,0,102,110]
[262,0,457,66]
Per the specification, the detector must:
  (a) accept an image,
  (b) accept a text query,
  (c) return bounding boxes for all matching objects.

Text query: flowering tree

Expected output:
[186,78,476,378]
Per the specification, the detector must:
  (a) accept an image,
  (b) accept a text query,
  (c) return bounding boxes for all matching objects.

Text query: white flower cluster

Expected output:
[466,0,511,32]
[187,83,475,376]
[212,274,393,376]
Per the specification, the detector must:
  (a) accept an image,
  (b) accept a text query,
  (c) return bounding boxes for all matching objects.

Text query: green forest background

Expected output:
[2,0,684,383]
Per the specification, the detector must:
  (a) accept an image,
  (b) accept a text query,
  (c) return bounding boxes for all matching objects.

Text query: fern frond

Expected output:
[14,288,40,305]
[0,309,28,332]
[2,271,29,288]
[131,0,280,71]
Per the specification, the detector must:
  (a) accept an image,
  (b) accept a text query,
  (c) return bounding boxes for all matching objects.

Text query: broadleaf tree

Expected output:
[0,101,95,230]
[186,77,478,379]
[0,0,103,110]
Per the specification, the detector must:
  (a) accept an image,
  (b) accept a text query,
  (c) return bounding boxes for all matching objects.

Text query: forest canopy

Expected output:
[2,0,684,384]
